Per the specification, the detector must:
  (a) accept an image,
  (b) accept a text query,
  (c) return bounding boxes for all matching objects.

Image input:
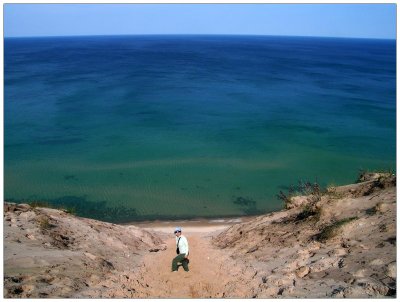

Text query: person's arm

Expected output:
[184,237,189,258]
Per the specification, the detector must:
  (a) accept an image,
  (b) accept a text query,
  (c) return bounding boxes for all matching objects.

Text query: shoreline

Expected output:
[129,215,257,234]
[5,199,266,227]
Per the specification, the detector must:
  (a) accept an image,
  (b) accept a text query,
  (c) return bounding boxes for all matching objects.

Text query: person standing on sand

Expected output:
[171,227,189,272]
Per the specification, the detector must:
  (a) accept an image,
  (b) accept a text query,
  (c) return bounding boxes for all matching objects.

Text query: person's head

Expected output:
[174,227,182,237]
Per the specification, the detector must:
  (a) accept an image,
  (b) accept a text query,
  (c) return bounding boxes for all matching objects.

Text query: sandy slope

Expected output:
[3,204,165,298]
[131,231,232,298]
[4,172,397,298]
[2,205,255,298]
[214,172,397,298]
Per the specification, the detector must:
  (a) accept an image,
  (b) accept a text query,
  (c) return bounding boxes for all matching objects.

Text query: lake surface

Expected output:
[4,35,396,222]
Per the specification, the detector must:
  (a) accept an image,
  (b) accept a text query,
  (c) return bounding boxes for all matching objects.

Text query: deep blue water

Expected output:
[4,35,396,222]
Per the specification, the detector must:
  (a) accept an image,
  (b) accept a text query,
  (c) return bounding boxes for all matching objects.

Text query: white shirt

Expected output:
[176,235,189,257]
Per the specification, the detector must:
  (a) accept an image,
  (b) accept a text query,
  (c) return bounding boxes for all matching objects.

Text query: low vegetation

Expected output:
[59,207,77,215]
[317,217,358,242]
[28,201,76,216]
[28,201,50,208]
[295,204,322,221]
[325,185,346,200]
[357,168,395,183]
[277,180,322,209]
[37,216,52,230]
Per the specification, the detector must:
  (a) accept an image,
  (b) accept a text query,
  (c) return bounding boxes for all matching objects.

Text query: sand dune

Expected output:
[4,172,396,298]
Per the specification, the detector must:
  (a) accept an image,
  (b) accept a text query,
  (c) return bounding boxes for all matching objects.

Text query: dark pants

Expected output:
[172,254,189,271]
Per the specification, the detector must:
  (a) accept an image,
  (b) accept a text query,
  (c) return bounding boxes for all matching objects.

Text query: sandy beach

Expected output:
[132,216,250,234]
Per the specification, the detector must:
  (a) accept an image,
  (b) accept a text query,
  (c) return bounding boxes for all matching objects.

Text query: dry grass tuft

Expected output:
[317,217,358,242]
[296,204,321,221]
[277,180,321,209]
[325,185,346,200]
[29,201,50,208]
[37,216,52,231]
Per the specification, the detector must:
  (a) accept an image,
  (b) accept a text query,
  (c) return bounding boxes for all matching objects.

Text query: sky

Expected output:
[4,4,396,39]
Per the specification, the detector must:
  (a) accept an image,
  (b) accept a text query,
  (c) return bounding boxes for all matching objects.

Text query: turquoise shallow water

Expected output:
[4,35,396,222]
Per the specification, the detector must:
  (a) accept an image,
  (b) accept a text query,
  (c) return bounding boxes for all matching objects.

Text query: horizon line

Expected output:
[4,33,395,41]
